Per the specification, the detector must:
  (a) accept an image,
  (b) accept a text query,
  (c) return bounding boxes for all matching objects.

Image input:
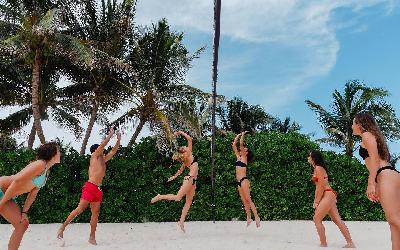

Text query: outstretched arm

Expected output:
[167,164,185,182]
[239,131,248,152]
[105,130,121,162]
[93,128,114,157]
[175,131,192,153]
[232,133,241,159]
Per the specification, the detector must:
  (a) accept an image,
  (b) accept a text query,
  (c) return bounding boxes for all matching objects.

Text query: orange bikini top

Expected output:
[311,175,328,183]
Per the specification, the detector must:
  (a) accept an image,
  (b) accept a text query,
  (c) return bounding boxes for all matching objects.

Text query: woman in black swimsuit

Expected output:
[151,131,198,232]
[232,131,260,227]
[353,112,400,250]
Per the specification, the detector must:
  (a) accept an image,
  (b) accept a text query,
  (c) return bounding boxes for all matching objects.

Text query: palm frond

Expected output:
[35,8,59,34]
[0,107,32,133]
[305,100,341,130]
[50,107,83,138]
[53,33,93,66]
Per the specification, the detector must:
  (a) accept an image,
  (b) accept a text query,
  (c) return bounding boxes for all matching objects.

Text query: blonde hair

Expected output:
[172,147,186,162]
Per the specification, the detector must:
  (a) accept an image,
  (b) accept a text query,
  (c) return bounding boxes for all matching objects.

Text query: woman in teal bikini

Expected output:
[0,142,60,250]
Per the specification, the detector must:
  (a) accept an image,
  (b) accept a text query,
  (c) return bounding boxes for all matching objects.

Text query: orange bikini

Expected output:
[311,175,337,196]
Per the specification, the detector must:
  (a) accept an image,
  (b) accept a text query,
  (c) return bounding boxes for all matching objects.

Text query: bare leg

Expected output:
[88,202,101,245]
[378,171,400,250]
[328,204,355,248]
[313,192,336,247]
[241,180,260,227]
[151,179,192,203]
[178,185,196,233]
[0,200,29,250]
[238,186,252,226]
[57,200,90,239]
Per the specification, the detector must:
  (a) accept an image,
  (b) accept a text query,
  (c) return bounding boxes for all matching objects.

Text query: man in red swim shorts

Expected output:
[57,128,121,245]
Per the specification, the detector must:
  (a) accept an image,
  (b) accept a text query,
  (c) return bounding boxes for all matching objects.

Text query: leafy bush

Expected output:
[0,132,384,223]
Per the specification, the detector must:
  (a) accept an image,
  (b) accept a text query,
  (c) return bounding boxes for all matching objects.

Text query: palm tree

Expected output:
[0,66,84,148]
[0,0,93,144]
[306,80,400,156]
[60,0,135,154]
[217,97,274,134]
[110,19,207,148]
[269,117,301,133]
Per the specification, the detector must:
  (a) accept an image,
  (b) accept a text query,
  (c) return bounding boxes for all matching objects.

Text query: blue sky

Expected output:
[134,0,400,155]
[1,0,399,155]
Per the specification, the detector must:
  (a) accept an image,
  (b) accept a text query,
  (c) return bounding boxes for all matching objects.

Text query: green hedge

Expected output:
[0,132,384,223]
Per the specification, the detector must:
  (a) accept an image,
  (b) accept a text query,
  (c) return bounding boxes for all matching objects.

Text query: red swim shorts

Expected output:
[80,181,103,202]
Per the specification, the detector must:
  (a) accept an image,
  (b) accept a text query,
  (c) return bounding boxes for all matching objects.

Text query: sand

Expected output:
[0,221,391,250]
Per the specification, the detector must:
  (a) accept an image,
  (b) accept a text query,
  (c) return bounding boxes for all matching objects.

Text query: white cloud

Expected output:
[2,0,395,149]
[135,0,395,110]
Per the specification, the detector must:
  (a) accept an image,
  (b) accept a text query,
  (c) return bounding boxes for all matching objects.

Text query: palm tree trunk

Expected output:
[346,137,354,157]
[80,100,99,155]
[127,118,146,147]
[31,48,46,144]
[27,123,36,149]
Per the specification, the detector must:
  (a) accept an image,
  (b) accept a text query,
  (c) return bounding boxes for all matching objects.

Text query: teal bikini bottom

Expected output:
[0,189,17,203]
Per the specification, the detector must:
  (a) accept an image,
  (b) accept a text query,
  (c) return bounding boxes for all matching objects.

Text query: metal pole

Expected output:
[211,0,221,223]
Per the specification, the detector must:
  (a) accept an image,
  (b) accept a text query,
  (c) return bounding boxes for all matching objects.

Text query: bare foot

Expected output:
[57,226,65,239]
[343,242,356,248]
[320,243,328,247]
[150,194,160,204]
[255,217,261,228]
[246,219,253,227]
[88,238,97,245]
[177,222,185,233]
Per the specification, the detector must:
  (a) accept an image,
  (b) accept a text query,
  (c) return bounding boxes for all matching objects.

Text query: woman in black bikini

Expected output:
[307,151,355,248]
[353,112,400,250]
[151,131,198,232]
[232,131,260,227]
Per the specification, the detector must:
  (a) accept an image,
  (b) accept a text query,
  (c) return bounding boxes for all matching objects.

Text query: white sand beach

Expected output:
[0,221,391,250]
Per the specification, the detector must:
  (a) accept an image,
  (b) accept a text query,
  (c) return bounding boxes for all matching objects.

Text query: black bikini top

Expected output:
[359,146,370,160]
[235,160,247,168]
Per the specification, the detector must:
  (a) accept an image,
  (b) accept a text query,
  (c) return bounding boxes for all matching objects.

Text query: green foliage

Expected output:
[269,117,301,133]
[0,132,17,151]
[306,80,400,156]
[111,19,209,147]
[0,132,384,224]
[217,96,274,134]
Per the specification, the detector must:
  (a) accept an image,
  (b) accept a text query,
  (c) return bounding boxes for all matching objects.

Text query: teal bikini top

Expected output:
[32,164,48,189]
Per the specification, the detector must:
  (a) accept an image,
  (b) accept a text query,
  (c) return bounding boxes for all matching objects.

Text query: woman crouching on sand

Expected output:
[150,131,198,233]
[0,142,60,250]
[307,150,355,248]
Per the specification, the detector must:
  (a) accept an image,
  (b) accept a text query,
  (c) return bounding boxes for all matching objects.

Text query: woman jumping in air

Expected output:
[232,131,260,228]
[151,131,198,233]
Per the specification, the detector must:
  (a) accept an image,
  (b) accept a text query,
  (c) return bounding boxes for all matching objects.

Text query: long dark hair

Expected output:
[354,112,390,161]
[247,149,255,164]
[37,142,59,161]
[309,150,327,171]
